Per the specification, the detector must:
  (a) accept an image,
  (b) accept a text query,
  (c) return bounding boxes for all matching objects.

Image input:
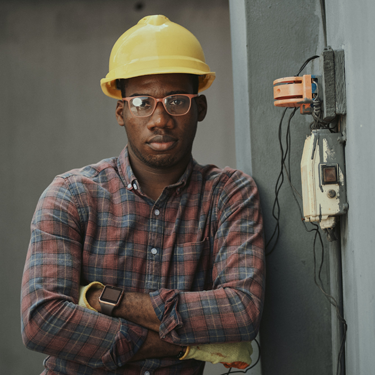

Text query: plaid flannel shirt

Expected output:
[21,146,265,375]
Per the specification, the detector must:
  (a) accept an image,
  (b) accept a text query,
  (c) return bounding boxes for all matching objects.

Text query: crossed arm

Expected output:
[82,285,253,367]
[21,172,265,370]
[85,288,183,361]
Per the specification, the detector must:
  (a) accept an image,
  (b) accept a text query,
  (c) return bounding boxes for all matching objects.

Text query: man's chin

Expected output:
[143,154,179,169]
[128,143,189,170]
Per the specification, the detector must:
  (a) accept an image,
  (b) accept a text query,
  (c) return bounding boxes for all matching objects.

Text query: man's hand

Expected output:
[181,342,253,369]
[130,330,183,362]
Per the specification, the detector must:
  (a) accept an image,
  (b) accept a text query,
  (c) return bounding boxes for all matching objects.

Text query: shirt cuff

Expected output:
[102,319,148,370]
[149,289,184,342]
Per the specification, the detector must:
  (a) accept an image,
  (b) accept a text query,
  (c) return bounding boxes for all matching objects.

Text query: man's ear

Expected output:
[115,100,125,127]
[196,95,207,122]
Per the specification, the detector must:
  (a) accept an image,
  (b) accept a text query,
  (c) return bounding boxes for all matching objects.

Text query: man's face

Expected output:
[115,73,207,171]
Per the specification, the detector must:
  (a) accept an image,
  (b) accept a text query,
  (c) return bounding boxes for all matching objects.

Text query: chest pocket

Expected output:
[173,238,212,291]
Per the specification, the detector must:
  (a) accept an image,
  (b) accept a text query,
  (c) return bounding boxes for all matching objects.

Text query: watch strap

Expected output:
[100,301,116,316]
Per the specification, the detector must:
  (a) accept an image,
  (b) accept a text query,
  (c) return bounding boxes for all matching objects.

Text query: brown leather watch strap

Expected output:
[100,301,116,316]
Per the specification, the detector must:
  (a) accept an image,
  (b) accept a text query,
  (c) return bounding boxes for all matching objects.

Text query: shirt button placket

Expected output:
[151,209,160,257]
[152,210,160,256]
[146,206,163,290]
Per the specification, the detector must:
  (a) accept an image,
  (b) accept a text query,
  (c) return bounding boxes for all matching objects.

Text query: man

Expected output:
[21,15,265,375]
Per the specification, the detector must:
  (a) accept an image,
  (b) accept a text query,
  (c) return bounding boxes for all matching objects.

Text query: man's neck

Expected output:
[128,152,190,201]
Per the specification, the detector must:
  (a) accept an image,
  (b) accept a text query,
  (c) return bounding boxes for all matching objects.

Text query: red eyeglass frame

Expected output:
[122,94,198,117]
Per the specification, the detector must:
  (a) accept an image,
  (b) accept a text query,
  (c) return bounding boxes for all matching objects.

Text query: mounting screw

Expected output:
[327,190,336,198]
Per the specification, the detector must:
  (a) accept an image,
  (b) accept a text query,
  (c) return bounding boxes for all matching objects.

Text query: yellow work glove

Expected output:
[180,341,253,369]
[78,282,104,312]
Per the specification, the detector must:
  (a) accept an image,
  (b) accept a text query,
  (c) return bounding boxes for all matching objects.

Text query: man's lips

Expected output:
[147,135,178,151]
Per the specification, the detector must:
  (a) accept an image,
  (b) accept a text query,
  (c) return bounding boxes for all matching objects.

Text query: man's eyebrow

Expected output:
[166,90,190,95]
[128,90,190,97]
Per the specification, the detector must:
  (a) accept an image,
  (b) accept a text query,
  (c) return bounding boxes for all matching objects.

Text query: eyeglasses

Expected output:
[122,94,198,117]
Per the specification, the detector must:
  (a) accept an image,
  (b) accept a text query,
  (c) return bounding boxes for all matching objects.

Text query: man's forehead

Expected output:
[125,73,194,95]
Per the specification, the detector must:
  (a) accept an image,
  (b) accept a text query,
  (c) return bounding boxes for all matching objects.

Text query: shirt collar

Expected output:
[117,145,195,190]
[118,146,138,186]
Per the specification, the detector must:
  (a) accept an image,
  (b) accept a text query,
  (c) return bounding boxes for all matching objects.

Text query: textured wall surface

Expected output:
[325,1,375,374]
[230,1,333,374]
[0,1,233,374]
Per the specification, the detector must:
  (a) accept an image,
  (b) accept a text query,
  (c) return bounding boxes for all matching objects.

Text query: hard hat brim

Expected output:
[101,71,216,99]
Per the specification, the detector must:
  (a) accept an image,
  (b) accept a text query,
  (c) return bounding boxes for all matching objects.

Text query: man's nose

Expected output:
[146,102,174,130]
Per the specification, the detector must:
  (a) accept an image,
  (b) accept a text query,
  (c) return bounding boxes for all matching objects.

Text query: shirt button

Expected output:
[151,248,158,255]
[133,183,138,190]
[127,184,132,189]
[144,372,150,375]
[154,209,160,216]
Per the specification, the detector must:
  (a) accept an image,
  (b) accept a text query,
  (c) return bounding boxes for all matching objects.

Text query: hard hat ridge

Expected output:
[100,15,216,99]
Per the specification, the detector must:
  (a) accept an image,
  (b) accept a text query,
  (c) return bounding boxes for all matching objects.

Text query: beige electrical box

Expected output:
[301,129,348,231]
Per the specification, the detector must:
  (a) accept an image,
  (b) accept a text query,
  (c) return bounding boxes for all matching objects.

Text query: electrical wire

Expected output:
[264,54,347,375]
[265,107,297,256]
[310,224,347,375]
[274,104,347,374]
[311,227,346,372]
[223,55,345,374]
[266,55,319,256]
[295,55,319,76]
[273,112,347,374]
[319,0,328,48]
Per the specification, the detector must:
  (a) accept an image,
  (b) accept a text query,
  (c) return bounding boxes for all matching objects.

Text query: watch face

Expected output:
[100,286,123,304]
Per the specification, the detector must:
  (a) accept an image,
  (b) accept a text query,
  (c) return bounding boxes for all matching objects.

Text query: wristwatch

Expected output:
[99,286,124,316]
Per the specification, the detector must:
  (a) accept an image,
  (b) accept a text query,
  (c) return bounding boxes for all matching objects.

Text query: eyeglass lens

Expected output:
[129,95,192,117]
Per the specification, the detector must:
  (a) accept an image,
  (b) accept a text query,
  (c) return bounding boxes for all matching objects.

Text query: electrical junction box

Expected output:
[273,75,317,114]
[273,48,346,120]
[319,48,347,121]
[301,129,348,230]
[273,48,348,237]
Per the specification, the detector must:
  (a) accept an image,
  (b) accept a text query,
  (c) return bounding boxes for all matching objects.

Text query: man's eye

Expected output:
[168,97,187,106]
[132,98,151,108]
[170,100,182,106]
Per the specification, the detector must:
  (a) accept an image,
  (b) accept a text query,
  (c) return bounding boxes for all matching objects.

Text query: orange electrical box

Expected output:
[273,75,314,114]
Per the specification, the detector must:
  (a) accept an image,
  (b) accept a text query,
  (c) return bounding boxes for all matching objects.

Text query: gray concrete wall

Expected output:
[230,1,334,374]
[0,1,234,374]
[324,1,375,374]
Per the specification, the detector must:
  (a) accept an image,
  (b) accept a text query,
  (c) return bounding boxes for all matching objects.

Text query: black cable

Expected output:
[319,0,328,48]
[280,111,347,375]
[266,55,320,256]
[282,130,347,375]
[225,55,335,374]
[265,53,347,375]
[309,223,347,375]
[280,116,347,375]
[266,108,297,256]
[295,55,319,77]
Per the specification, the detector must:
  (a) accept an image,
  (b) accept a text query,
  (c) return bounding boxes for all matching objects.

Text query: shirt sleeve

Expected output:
[150,170,265,345]
[21,177,148,370]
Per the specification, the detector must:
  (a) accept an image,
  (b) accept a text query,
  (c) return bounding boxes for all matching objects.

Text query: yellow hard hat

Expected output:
[100,15,216,99]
